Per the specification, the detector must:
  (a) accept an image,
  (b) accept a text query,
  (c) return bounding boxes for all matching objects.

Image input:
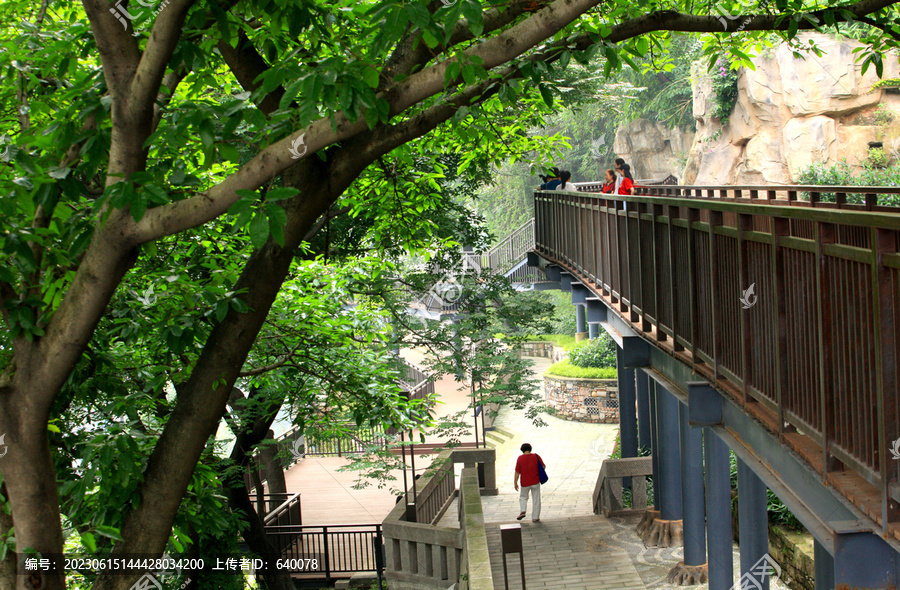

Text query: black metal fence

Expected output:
[265,523,384,581]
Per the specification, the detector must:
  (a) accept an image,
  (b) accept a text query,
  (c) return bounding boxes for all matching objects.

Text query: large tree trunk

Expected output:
[0,483,16,590]
[0,392,67,590]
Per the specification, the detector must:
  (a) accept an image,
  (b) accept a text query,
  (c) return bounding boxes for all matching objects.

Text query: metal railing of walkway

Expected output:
[534,184,900,534]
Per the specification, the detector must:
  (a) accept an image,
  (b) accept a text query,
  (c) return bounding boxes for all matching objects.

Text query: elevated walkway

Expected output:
[529,182,900,589]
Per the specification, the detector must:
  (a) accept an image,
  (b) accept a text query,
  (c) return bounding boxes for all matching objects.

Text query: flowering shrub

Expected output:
[710,59,739,126]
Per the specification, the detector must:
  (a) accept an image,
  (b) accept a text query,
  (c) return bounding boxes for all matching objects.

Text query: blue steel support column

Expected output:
[813,539,834,590]
[617,346,637,491]
[737,457,770,590]
[588,323,599,339]
[704,428,732,590]
[649,378,660,511]
[656,384,683,522]
[636,371,651,450]
[680,403,706,566]
[617,347,638,461]
[575,304,588,342]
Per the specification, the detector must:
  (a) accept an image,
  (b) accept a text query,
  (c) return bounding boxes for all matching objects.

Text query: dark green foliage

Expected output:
[568,333,617,369]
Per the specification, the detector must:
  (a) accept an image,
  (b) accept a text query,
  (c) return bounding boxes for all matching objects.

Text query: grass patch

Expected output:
[545,360,617,379]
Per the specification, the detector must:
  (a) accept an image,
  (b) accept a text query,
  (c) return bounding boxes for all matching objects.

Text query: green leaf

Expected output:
[538,84,553,108]
[94,526,123,541]
[80,532,97,553]
[266,187,300,201]
[266,203,288,247]
[787,17,799,39]
[445,61,462,87]
[407,2,430,29]
[169,168,186,185]
[280,77,306,111]
[363,67,380,89]
[461,1,483,36]
[249,212,269,249]
[198,119,216,151]
[217,143,241,164]
[130,192,147,222]
[422,29,439,49]
[215,300,229,322]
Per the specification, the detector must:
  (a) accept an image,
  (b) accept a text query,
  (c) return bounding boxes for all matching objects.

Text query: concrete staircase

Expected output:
[484,426,515,449]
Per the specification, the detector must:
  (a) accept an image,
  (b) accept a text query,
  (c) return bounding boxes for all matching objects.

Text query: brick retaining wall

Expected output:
[544,375,619,423]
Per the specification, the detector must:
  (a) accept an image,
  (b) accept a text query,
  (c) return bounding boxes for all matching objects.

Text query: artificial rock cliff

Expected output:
[615,33,900,185]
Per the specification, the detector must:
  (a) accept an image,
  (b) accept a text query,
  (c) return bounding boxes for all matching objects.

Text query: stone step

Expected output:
[484,432,507,447]
[489,425,516,440]
[484,427,515,447]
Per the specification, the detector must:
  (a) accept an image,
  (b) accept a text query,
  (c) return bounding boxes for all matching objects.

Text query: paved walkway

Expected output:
[437,356,645,589]
[439,354,793,590]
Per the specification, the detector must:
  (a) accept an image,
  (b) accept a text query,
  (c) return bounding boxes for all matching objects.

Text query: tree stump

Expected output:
[666,561,708,585]
[640,517,684,547]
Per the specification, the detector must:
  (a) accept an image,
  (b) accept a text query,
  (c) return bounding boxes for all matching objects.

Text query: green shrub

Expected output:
[868,147,889,168]
[545,360,617,379]
[796,161,900,206]
[871,77,900,91]
[875,104,896,126]
[568,333,617,369]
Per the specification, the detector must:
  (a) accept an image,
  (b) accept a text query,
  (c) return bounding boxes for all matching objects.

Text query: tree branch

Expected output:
[217,30,286,116]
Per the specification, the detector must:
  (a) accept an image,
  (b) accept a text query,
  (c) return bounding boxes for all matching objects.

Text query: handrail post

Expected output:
[323,526,332,581]
[873,227,900,527]
[738,212,753,407]
[772,217,790,440]
[815,221,839,473]
[709,210,724,382]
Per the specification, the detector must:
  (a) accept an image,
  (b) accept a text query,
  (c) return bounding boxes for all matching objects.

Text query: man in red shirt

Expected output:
[514,443,546,522]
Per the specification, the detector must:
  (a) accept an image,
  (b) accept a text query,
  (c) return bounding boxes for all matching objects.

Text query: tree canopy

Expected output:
[2,0,900,587]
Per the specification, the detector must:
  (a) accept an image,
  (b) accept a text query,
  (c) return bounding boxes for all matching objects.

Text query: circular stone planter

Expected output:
[543,374,619,423]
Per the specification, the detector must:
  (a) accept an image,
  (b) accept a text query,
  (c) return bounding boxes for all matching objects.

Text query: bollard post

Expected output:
[500,523,525,590]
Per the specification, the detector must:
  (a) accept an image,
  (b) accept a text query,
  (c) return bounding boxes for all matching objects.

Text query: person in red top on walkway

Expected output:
[601,169,616,194]
[614,159,635,195]
[514,443,546,522]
